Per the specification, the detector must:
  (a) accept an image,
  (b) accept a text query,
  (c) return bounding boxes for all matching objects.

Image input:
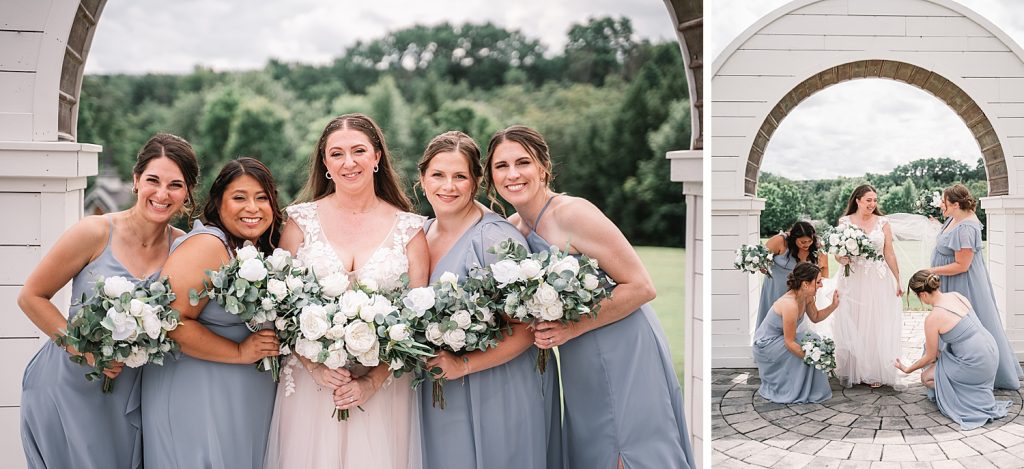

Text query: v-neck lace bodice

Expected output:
[286,202,425,291]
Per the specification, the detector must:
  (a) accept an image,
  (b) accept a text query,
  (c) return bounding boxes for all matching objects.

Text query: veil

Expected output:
[802,213,943,338]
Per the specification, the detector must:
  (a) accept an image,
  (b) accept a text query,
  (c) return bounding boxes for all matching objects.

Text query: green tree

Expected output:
[758,179,807,236]
[565,17,636,85]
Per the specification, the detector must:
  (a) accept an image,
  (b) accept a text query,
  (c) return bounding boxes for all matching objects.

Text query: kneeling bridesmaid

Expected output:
[896,270,1010,430]
[754,263,839,404]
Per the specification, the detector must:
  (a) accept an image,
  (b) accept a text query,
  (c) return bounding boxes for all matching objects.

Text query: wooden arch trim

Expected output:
[58,0,106,141]
[744,59,1009,197]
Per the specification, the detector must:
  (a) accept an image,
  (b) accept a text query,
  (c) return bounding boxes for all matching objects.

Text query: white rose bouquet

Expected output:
[799,335,837,377]
[56,276,181,393]
[734,244,774,277]
[410,271,505,409]
[478,239,614,373]
[189,243,300,381]
[914,189,943,219]
[351,276,433,382]
[821,223,884,276]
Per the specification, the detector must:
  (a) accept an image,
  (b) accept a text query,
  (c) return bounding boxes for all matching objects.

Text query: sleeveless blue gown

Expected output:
[753,309,832,404]
[420,211,563,469]
[932,218,1023,389]
[930,302,1011,430]
[141,221,277,468]
[756,252,799,329]
[524,196,693,469]
[21,216,164,469]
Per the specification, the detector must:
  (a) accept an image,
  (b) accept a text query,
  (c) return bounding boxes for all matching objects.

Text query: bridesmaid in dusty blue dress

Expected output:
[756,221,828,328]
[19,134,199,469]
[929,184,1023,390]
[754,263,838,404]
[142,158,282,468]
[417,131,562,469]
[486,125,693,469]
[896,270,1011,430]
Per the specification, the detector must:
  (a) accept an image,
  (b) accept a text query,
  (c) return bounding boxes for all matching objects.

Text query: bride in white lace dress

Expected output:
[264,114,429,469]
[832,184,904,389]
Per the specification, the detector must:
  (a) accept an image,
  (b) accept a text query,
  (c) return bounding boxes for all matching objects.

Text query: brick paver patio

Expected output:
[712,312,1024,468]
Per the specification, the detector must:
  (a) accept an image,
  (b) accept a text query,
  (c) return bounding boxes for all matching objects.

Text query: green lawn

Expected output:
[636,246,685,383]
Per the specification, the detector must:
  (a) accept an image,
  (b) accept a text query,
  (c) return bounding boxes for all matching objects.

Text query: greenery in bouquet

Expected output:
[56,276,181,393]
[914,189,944,219]
[799,335,837,378]
[821,223,884,276]
[733,244,774,277]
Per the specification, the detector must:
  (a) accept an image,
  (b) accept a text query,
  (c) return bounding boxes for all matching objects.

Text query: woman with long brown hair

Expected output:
[264,114,429,469]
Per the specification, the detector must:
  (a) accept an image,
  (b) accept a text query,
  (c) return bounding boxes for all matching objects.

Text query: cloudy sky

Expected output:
[712,0,1024,180]
[85,0,677,74]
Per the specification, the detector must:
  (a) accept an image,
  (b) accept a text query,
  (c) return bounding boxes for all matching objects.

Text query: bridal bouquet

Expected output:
[56,276,180,393]
[822,224,883,276]
[479,239,614,373]
[914,189,943,219]
[799,335,837,377]
[189,243,300,381]
[410,271,505,409]
[353,277,433,382]
[734,244,774,277]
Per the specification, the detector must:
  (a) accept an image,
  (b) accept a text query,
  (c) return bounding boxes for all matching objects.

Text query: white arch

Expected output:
[711,0,1024,367]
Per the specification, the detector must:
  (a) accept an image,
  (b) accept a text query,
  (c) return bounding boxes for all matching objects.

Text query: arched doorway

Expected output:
[712,0,1024,367]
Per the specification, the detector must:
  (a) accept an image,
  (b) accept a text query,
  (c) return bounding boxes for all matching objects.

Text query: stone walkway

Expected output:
[712,312,1024,468]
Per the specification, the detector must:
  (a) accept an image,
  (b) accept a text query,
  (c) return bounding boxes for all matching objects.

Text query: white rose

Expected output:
[388,323,411,341]
[275,318,288,330]
[295,338,323,360]
[102,276,135,298]
[299,304,330,340]
[357,344,380,367]
[238,258,268,282]
[360,278,379,293]
[340,290,371,319]
[310,260,333,280]
[285,275,305,292]
[319,272,350,298]
[325,323,347,340]
[267,248,291,271]
[439,271,459,287]
[844,238,858,251]
[161,316,179,331]
[362,295,395,323]
[519,259,544,280]
[102,307,137,341]
[547,255,580,276]
[582,274,600,291]
[128,298,145,317]
[267,278,288,299]
[479,306,494,323]
[442,328,467,351]
[425,323,443,345]
[403,287,436,317]
[261,298,275,312]
[538,302,564,321]
[490,260,522,286]
[236,244,259,262]
[323,347,347,369]
[532,283,561,307]
[123,347,149,368]
[344,321,377,355]
[389,358,404,371]
[101,345,114,357]
[451,310,472,329]
[141,307,162,339]
[828,234,841,246]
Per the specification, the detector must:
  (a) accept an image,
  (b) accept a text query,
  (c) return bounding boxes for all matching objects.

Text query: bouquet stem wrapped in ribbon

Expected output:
[56,276,181,393]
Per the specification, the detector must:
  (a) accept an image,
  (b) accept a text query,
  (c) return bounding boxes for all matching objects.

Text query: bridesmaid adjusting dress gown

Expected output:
[932,217,1023,389]
[21,218,167,469]
[525,196,693,469]
[420,212,562,469]
[141,221,277,468]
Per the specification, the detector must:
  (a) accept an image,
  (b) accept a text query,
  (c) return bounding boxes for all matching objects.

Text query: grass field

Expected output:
[636,246,685,383]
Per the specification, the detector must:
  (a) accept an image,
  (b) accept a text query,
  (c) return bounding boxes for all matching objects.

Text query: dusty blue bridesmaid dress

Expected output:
[930,301,1011,430]
[932,218,1023,389]
[753,309,832,404]
[525,196,693,469]
[21,216,157,469]
[420,211,562,469]
[756,251,799,329]
[141,221,277,468]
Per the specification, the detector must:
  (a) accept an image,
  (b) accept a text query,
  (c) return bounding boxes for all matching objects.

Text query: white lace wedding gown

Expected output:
[832,215,903,388]
[264,202,425,469]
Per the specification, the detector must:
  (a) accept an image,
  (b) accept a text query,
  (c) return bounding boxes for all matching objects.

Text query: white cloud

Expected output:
[85,0,677,74]
[712,0,1022,180]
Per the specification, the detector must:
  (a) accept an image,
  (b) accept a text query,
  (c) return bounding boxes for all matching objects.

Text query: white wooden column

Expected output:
[711,197,764,368]
[980,195,1024,361]
[669,149,702,467]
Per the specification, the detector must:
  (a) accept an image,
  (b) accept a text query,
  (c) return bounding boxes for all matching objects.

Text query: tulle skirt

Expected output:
[831,259,903,388]
[264,356,422,469]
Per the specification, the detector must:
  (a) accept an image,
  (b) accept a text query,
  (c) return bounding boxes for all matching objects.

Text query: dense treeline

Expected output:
[758,157,989,237]
[79,18,690,247]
